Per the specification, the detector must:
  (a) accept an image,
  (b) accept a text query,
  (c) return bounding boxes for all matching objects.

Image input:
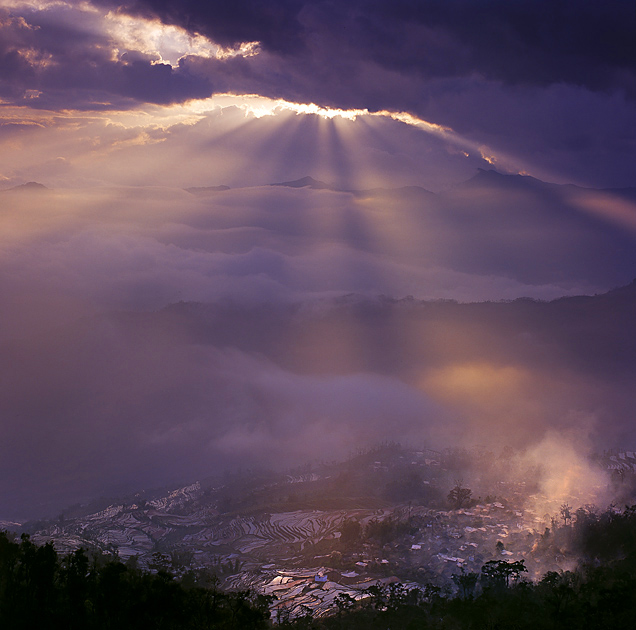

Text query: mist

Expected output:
[1,176,636,519]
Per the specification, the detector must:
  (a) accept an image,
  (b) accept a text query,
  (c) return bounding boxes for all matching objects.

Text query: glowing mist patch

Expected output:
[421,362,527,404]
[521,430,609,519]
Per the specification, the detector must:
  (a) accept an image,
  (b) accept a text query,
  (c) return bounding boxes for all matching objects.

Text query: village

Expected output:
[21,444,635,619]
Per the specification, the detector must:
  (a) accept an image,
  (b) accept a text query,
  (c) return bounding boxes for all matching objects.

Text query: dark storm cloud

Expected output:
[4,1,633,111]
[34,0,625,188]
[372,0,635,92]
[0,5,212,108]
[100,0,636,98]
[106,0,307,54]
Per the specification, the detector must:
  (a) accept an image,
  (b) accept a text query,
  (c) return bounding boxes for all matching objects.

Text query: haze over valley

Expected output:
[2,173,636,520]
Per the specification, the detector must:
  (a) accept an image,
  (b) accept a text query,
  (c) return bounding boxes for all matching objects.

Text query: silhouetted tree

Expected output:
[452,567,479,598]
[448,481,472,509]
[339,519,362,545]
[0,531,271,630]
[560,502,572,525]
[481,559,527,590]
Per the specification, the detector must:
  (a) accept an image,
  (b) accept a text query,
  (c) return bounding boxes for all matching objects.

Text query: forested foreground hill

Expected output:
[0,531,271,630]
[4,504,636,629]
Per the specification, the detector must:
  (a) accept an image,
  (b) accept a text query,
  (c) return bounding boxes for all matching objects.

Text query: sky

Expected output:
[1,0,636,520]
[0,0,634,190]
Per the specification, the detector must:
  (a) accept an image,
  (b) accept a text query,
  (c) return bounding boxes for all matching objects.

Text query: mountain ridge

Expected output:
[2,181,48,192]
[186,170,636,197]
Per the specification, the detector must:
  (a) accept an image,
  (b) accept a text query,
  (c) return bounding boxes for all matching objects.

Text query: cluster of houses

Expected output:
[603,450,636,473]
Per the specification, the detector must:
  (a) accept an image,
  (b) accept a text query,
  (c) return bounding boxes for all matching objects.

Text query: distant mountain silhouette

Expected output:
[4,181,48,192]
[459,168,549,190]
[188,170,632,200]
[271,176,331,189]
[270,175,433,197]
[458,168,636,198]
[141,278,636,378]
[185,185,230,195]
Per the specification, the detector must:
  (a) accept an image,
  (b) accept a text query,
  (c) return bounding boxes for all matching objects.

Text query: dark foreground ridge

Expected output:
[0,530,271,630]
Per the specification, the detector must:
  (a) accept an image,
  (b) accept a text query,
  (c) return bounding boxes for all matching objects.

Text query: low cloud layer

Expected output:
[3,174,634,328]
[1,178,635,519]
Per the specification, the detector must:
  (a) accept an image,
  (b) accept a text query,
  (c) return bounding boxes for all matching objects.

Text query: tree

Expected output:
[448,481,472,509]
[560,503,572,526]
[481,559,527,590]
[365,517,410,545]
[339,519,362,545]
[452,567,479,599]
[335,592,356,614]
[0,532,273,630]
[539,570,578,619]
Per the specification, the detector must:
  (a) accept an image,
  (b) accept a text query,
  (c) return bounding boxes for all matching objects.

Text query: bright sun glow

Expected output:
[0,1,522,179]
[175,93,460,131]
[180,94,372,121]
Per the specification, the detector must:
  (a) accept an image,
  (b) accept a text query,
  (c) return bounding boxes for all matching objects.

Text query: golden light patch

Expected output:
[0,13,37,29]
[421,362,527,404]
[569,190,636,233]
[522,431,609,514]
[18,48,56,70]
[0,0,63,10]
[182,94,456,128]
[216,41,260,59]
[196,95,370,120]
[479,147,497,165]
[106,130,166,152]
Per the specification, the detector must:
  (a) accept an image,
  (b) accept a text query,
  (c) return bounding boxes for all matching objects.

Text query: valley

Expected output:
[19,444,633,619]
